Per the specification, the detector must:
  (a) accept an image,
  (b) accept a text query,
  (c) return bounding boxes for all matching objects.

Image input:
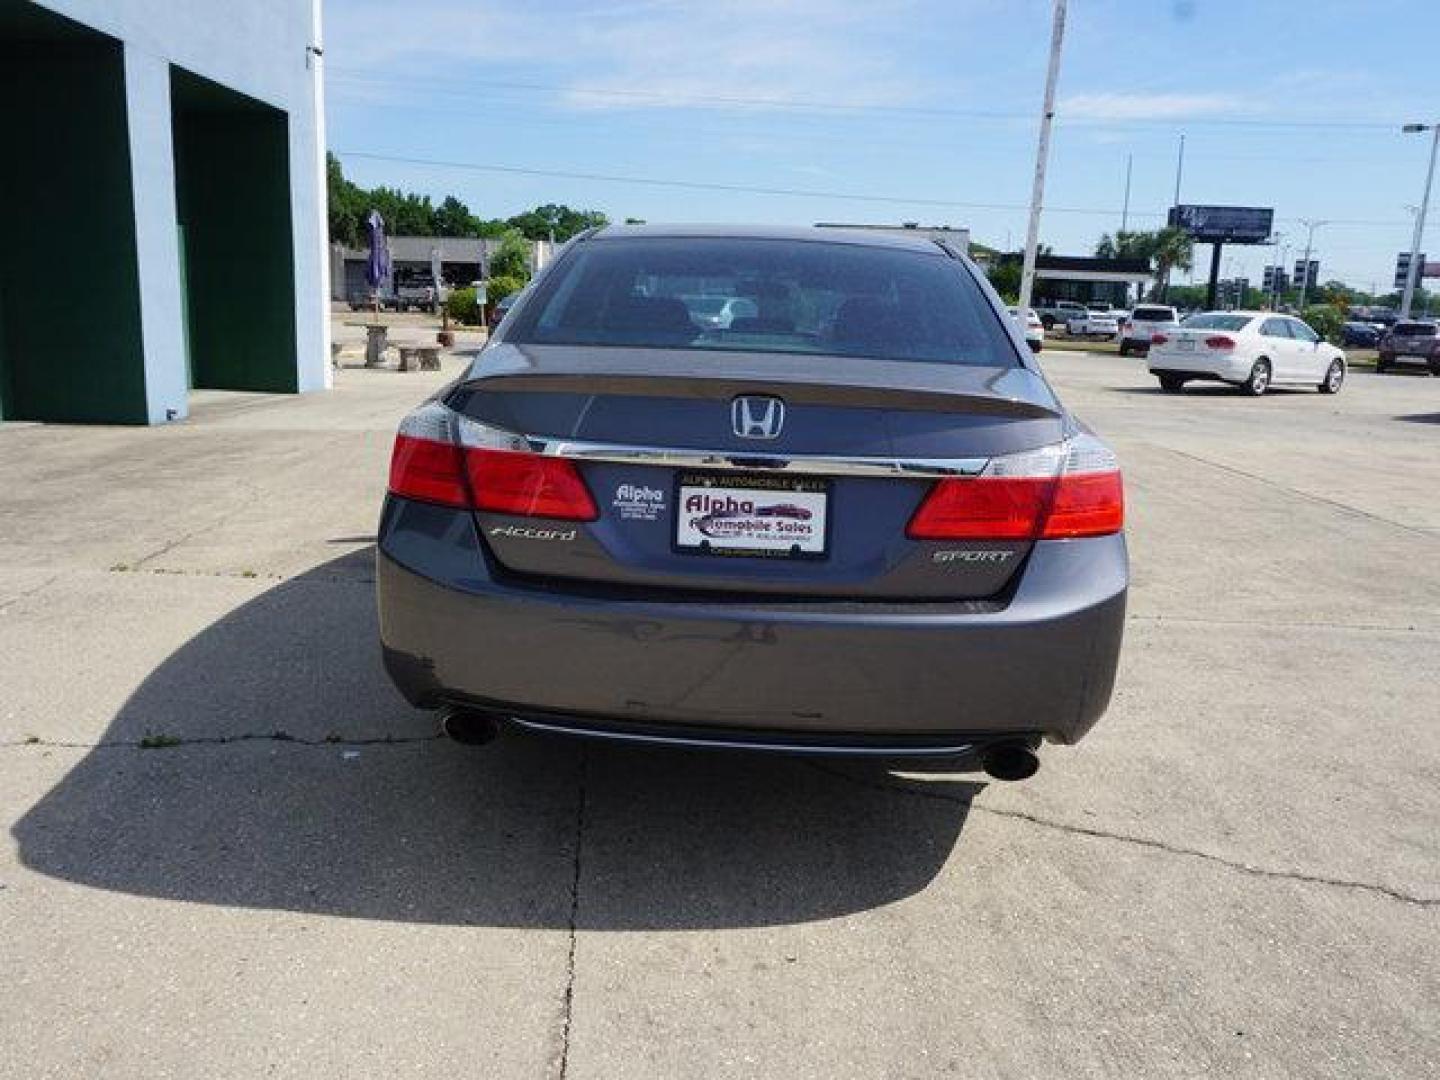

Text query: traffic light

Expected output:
[1395,252,1426,290]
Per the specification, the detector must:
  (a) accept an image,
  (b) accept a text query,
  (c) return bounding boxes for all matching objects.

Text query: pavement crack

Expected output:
[127,480,268,570]
[554,750,588,1080]
[0,573,60,614]
[804,762,1438,909]
[1,731,443,750]
[1127,613,1437,635]
[1148,443,1437,540]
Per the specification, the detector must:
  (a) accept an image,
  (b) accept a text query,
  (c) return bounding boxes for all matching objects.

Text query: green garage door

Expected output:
[0,2,147,423]
[171,66,298,394]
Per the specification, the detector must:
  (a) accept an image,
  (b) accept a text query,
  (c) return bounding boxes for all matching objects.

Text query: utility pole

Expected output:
[1173,134,1185,209]
[1296,218,1327,310]
[1400,122,1439,319]
[1016,0,1067,323]
[1121,153,1133,233]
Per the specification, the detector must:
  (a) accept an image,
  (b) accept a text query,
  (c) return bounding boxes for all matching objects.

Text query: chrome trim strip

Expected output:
[524,437,989,478]
[510,716,978,757]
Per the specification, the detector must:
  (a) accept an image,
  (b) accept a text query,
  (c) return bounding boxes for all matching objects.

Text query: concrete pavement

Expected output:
[1,351,1436,1078]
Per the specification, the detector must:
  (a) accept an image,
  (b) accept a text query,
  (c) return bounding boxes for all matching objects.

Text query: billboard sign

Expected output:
[1168,205,1275,244]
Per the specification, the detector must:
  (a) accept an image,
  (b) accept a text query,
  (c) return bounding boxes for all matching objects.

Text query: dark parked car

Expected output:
[378,225,1128,780]
[1377,320,1440,374]
[487,290,519,329]
[1341,321,1381,348]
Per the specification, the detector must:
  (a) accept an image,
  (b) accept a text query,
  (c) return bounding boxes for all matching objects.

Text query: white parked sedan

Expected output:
[1066,311,1120,338]
[1147,311,1346,396]
[1006,306,1045,353]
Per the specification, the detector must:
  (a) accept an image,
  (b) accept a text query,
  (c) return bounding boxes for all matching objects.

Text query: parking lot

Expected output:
[1,349,1436,1079]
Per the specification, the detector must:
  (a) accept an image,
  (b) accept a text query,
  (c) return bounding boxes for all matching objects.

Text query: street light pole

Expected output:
[1400,122,1439,319]
[1016,0,1067,323]
[1173,134,1185,208]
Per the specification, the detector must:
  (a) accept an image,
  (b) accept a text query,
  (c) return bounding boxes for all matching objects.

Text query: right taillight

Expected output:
[387,402,597,520]
[906,435,1124,541]
[1205,335,1236,350]
[1151,333,1168,345]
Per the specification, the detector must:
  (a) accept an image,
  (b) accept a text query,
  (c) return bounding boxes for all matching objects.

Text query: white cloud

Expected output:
[1060,92,1248,122]
[324,0,937,112]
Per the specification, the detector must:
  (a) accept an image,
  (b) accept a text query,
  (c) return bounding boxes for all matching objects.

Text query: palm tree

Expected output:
[1151,228,1194,301]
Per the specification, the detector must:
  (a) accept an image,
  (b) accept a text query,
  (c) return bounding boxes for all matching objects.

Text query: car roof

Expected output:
[589,222,952,254]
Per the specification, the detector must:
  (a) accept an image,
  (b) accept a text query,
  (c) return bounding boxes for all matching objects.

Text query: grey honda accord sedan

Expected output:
[377,224,1126,779]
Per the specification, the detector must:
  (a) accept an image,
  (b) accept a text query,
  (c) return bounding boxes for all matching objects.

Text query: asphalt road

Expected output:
[1,348,1436,1079]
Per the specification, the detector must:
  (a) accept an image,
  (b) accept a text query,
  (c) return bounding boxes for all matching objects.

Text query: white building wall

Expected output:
[31,0,330,416]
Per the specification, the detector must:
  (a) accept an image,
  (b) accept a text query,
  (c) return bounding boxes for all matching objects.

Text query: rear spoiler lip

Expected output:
[454,371,1061,421]
[458,343,1063,420]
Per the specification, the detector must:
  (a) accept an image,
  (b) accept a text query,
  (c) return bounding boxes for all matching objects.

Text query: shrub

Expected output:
[445,286,483,325]
[1301,304,1344,344]
[486,274,526,305]
[489,229,532,280]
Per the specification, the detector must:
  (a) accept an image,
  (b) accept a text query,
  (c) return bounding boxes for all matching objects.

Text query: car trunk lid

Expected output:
[446,344,1068,600]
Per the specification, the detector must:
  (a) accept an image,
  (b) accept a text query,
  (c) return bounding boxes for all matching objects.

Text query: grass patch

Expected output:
[139,733,182,749]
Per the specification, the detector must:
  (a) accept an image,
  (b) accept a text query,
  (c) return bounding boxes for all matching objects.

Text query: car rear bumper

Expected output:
[376,499,1127,748]
[1149,351,1251,381]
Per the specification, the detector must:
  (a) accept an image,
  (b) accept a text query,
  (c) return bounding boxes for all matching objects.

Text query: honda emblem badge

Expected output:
[731,395,785,439]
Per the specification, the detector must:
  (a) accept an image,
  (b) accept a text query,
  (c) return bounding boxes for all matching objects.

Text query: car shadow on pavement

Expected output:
[13,550,978,930]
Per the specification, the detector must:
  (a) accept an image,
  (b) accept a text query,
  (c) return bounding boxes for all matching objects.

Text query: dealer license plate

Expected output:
[675,473,829,558]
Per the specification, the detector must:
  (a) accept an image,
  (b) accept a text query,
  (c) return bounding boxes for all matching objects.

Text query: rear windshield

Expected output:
[1182,313,1253,331]
[1132,307,1176,321]
[508,237,1017,366]
[1393,322,1436,336]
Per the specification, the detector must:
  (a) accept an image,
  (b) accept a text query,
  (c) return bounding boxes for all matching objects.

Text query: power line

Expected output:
[337,149,1172,217]
[335,150,1430,231]
[326,69,1399,132]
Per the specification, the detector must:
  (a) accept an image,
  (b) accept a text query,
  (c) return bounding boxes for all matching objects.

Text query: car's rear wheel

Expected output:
[1118,341,1130,357]
[1319,358,1344,394]
[1158,374,1186,393]
[1242,359,1271,396]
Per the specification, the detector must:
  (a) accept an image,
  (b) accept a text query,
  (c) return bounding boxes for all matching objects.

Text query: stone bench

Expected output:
[396,345,442,372]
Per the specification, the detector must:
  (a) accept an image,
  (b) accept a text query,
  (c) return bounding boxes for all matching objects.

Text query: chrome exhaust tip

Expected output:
[438,706,501,747]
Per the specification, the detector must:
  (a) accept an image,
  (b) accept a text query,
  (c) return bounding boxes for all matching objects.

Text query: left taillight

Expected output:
[387,402,597,521]
[906,434,1124,541]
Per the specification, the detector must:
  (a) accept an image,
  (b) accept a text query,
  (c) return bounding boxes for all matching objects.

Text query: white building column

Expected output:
[122,43,189,424]
[292,0,332,392]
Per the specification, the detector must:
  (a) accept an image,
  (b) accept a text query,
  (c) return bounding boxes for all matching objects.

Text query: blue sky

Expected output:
[324,0,1439,291]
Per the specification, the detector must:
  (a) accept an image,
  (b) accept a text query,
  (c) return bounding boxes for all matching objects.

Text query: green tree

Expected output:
[1094,229,1157,262]
[326,152,366,247]
[1093,227,1192,300]
[1151,228,1194,300]
[434,195,481,238]
[489,228,532,280]
[507,203,608,242]
[985,258,1022,302]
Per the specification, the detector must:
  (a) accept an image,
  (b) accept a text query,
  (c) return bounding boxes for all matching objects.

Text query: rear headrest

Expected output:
[607,296,696,335]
